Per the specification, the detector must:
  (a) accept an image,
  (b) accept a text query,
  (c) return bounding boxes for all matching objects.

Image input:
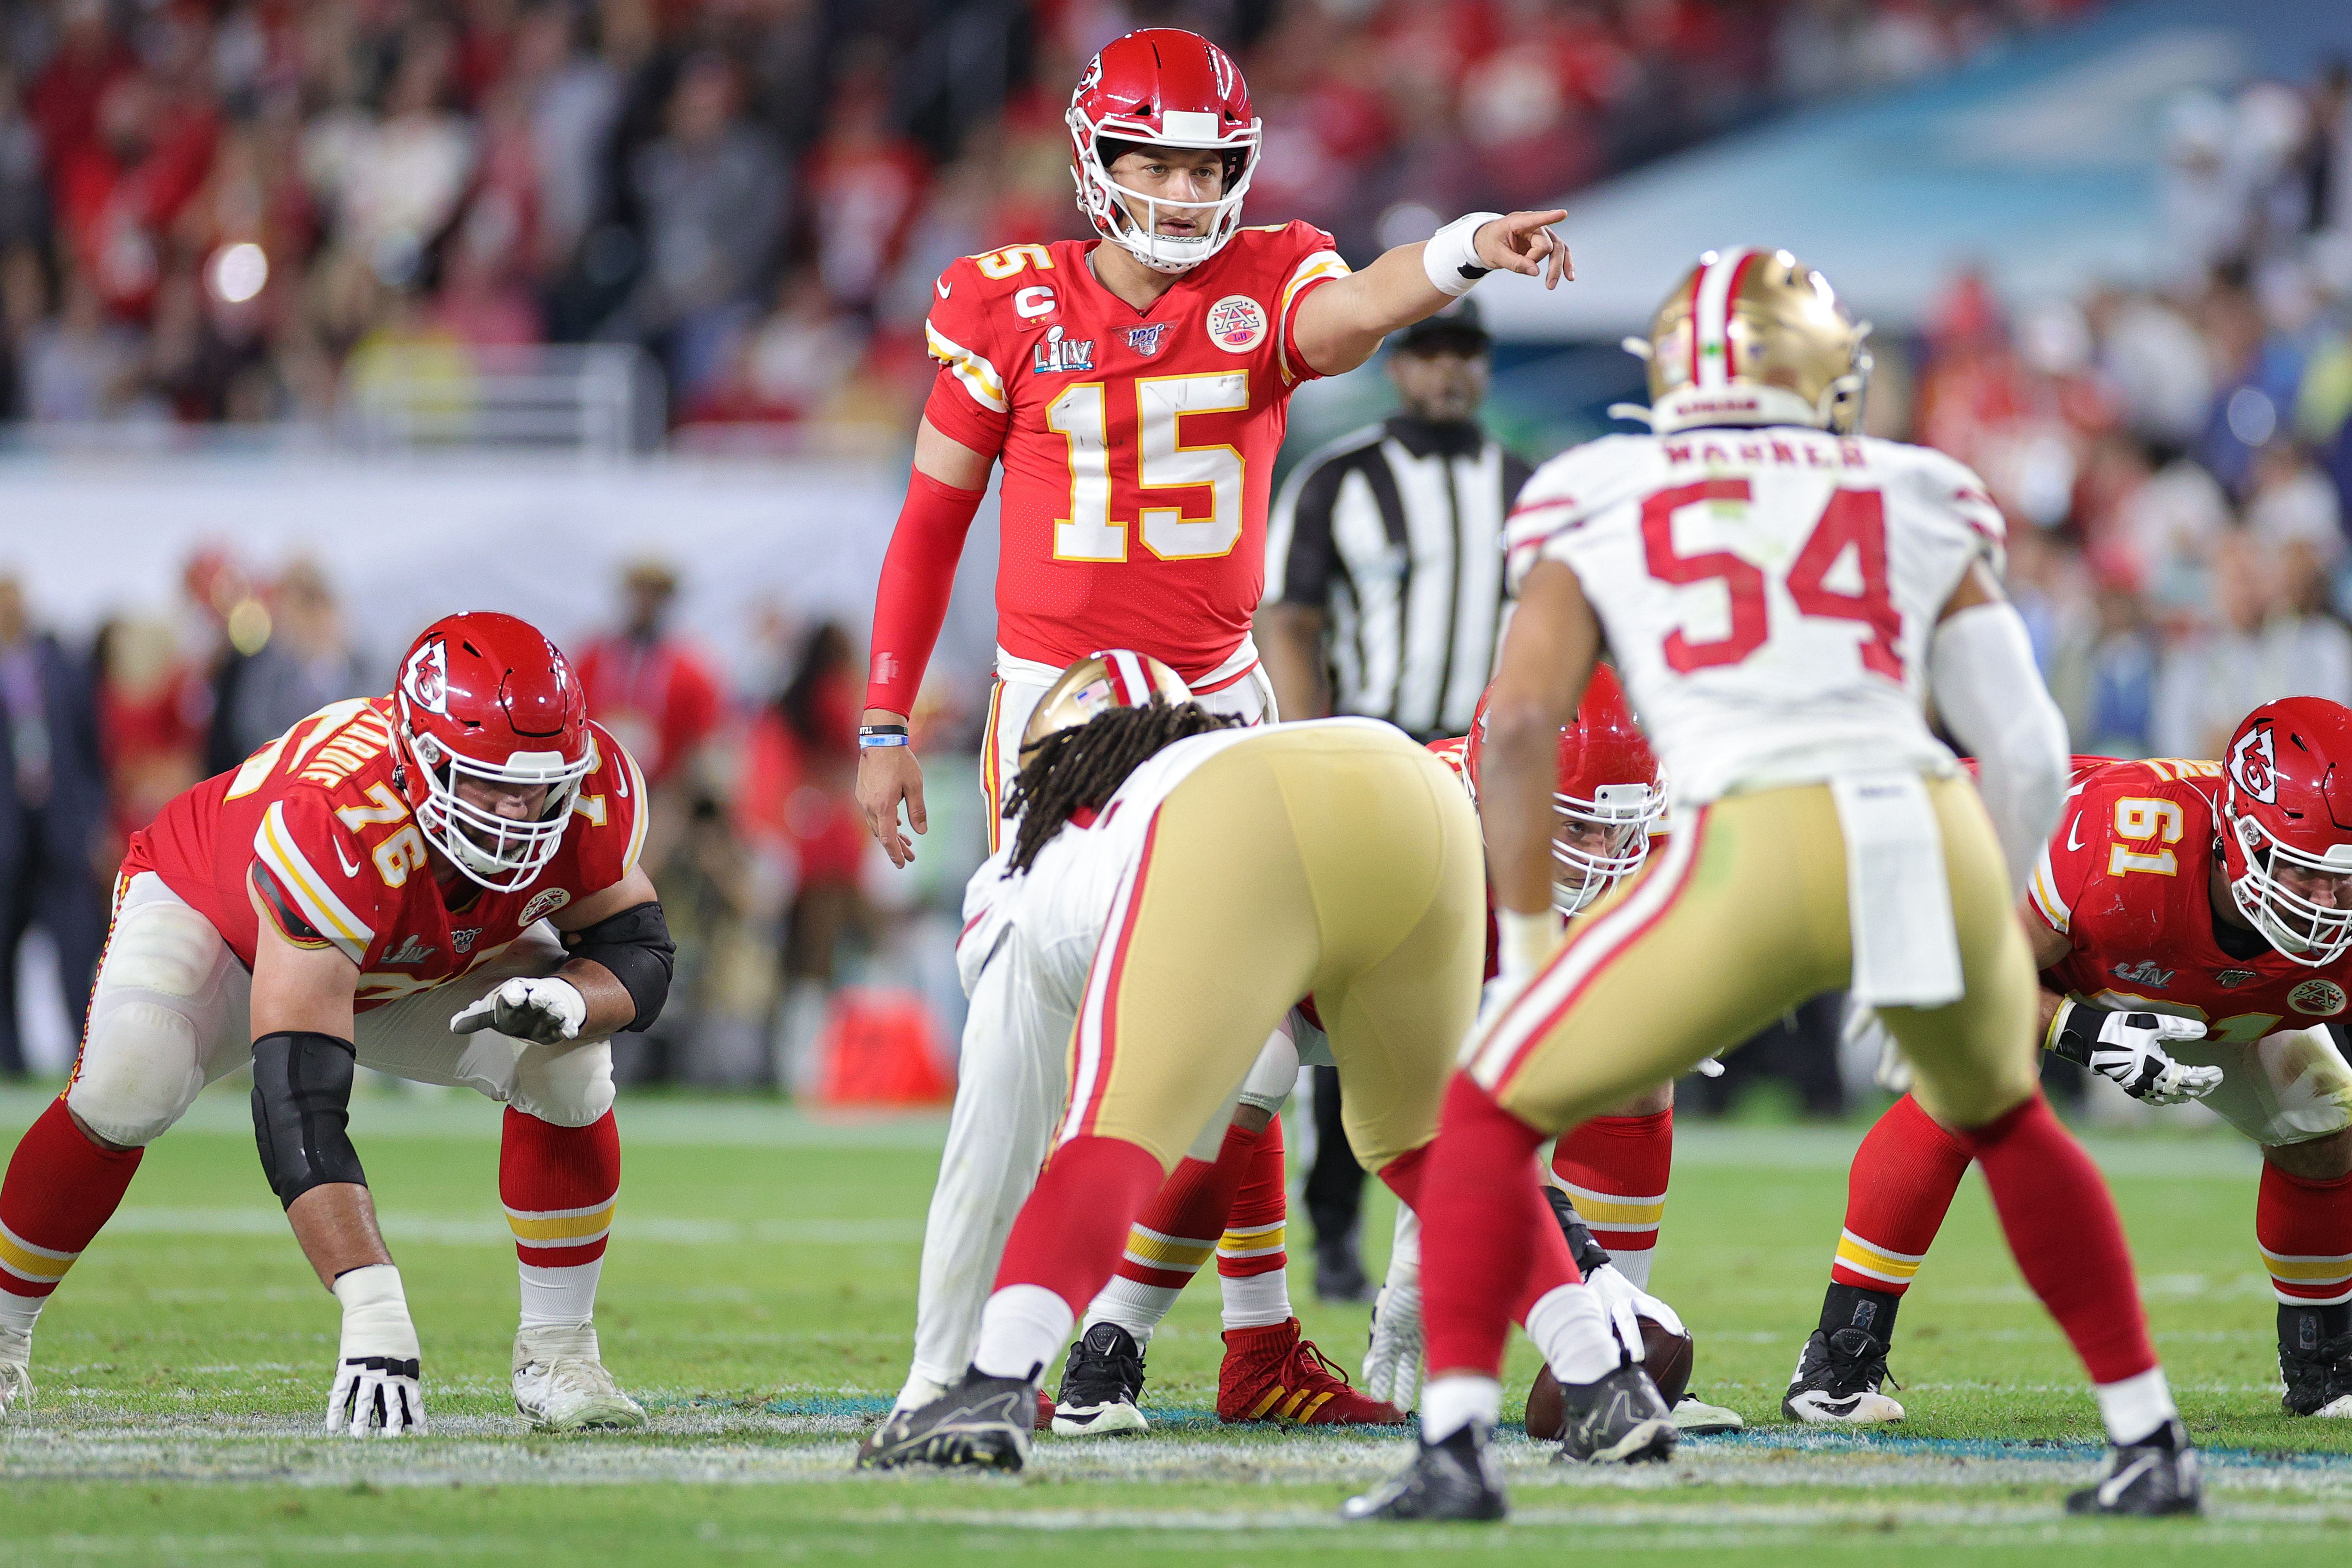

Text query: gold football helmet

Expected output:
[1627,248,1871,436]
[1019,650,1194,756]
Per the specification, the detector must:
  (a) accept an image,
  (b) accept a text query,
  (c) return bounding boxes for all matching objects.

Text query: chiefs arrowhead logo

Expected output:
[2232,722,2277,805]
[403,638,450,717]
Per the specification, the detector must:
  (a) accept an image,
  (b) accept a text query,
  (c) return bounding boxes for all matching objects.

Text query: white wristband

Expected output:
[1422,211,1503,297]
[332,1263,420,1361]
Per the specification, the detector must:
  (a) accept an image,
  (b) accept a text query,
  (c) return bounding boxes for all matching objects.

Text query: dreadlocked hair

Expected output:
[1003,700,1240,873]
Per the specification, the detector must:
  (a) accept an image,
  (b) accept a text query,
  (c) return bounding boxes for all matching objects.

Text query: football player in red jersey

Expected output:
[0,613,675,1435]
[854,25,1569,867]
[1788,697,2352,1425]
[861,23,1567,1438]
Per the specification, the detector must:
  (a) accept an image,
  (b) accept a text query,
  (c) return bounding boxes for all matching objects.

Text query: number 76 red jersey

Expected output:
[921,222,1348,689]
[1502,428,2006,805]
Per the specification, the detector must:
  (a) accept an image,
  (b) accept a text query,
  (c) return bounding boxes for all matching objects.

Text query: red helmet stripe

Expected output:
[1720,249,1764,380]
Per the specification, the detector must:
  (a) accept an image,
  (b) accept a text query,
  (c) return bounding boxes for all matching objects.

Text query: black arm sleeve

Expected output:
[251,1031,364,1210]
[561,900,675,1034]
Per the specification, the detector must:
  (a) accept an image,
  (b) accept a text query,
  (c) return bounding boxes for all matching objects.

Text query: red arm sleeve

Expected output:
[865,469,988,715]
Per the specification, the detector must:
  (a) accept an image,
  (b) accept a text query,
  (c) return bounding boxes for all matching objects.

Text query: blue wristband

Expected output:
[859,732,911,748]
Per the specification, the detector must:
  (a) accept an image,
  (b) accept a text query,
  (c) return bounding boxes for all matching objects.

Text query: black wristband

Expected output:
[2048,1000,2103,1067]
[857,724,908,738]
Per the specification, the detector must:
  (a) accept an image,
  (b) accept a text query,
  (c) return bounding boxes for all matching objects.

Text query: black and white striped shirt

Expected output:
[1266,416,1533,739]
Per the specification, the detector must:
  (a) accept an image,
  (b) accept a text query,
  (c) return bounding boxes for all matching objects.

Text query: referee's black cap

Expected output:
[1395,297,1491,356]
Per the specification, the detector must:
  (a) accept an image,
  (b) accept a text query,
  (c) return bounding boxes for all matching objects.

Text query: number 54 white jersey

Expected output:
[1504,426,2006,807]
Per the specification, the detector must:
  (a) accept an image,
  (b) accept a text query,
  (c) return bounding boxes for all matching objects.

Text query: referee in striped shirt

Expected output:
[1257,297,1531,1299]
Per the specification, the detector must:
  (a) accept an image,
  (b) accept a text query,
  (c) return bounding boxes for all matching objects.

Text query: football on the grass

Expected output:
[1523,1317,1696,1439]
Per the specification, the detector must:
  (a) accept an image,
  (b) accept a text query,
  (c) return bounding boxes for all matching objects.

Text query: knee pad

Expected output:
[68,997,208,1148]
[508,1039,616,1127]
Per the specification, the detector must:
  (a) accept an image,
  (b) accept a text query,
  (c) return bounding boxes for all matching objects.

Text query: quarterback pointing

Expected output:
[1351,248,2198,1521]
[0,613,673,1433]
[862,24,1570,1436]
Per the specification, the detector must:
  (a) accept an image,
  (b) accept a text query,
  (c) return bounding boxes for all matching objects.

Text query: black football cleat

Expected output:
[2279,1324,2352,1417]
[1782,1326,1904,1424]
[1556,1363,1678,1464]
[1340,1424,1507,1522]
[855,1368,1034,1472]
[1052,1321,1149,1436]
[2065,1421,2202,1516]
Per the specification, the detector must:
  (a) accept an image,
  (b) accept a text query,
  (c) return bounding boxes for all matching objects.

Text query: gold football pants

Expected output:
[1467,775,2042,1133]
[1059,723,1487,1173]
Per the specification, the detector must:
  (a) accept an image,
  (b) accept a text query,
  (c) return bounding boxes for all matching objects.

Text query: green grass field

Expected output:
[2,1081,2347,1565]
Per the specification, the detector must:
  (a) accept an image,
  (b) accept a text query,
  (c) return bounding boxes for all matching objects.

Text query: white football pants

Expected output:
[66,872,615,1150]
[902,658,1295,1396]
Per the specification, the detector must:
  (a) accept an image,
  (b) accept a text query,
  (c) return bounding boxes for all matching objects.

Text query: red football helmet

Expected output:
[2220,697,2352,966]
[1067,28,1259,274]
[1466,664,1664,915]
[392,612,594,892]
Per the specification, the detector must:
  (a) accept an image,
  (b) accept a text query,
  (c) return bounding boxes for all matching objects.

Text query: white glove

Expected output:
[1846,998,1915,1093]
[1585,1259,1684,1363]
[327,1264,426,1437]
[450,975,586,1045]
[1362,1205,1424,1409]
[2050,1000,2220,1106]
[1692,1055,1725,1079]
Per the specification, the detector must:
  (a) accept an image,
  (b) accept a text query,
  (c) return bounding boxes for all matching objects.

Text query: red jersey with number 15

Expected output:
[123,696,649,1011]
[922,222,1349,688]
[2024,755,2352,1044]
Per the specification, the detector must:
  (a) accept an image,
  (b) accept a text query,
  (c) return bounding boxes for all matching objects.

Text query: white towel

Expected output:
[1831,770,1964,1009]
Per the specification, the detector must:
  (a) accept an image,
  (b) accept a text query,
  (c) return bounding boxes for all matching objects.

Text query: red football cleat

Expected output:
[1216,1317,1407,1426]
[1035,1389,1054,1431]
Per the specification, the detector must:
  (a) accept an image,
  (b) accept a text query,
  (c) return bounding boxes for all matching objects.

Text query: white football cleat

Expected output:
[0,1322,32,1419]
[1671,1393,1743,1433]
[512,1323,645,1432]
[1782,1328,1905,1424]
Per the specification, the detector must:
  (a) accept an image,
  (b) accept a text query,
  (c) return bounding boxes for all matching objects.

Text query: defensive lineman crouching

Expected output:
[0,613,671,1434]
[859,655,1676,1474]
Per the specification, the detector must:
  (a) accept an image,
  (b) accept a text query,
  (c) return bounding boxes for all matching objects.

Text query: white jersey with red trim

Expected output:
[1504,428,2004,805]
[125,697,648,1011]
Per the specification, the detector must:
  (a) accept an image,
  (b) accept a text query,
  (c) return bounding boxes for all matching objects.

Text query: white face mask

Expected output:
[405,728,594,892]
[1551,782,1663,916]
[1069,112,1258,275]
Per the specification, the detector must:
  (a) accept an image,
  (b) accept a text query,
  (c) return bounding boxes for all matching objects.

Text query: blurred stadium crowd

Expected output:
[15,0,2352,1125]
[0,0,2095,437]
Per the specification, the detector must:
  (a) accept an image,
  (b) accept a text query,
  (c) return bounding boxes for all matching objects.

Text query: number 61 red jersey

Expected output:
[2026,756,2352,1041]
[122,697,648,1011]
[1503,427,2006,805]
[922,221,1348,689]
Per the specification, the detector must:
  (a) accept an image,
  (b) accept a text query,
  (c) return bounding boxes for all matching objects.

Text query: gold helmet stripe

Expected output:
[1690,246,1758,390]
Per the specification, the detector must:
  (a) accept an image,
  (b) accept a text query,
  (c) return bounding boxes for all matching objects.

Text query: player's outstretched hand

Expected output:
[450,975,585,1045]
[857,744,928,868]
[1587,1260,1683,1363]
[2085,1009,2221,1106]
[1475,211,1573,289]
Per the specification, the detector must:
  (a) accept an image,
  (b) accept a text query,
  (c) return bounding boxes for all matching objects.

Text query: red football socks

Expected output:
[1552,1109,1672,1286]
[994,1134,1169,1315]
[0,1098,143,1318]
[1831,1092,1973,1297]
[1218,1115,1290,1329]
[1415,1074,1583,1379]
[1956,1093,2156,1385]
[500,1108,621,1329]
[2257,1160,2352,1308]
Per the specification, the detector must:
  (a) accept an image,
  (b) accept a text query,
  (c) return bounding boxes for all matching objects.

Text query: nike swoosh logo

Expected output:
[334,841,361,878]
[2066,814,2084,852]
[2099,1453,2159,1507]
[937,277,952,299]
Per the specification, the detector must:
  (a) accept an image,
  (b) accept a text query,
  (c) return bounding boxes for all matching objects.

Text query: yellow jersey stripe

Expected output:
[255,805,371,962]
[1275,250,1350,383]
[925,323,1008,413]
[2028,846,2070,932]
